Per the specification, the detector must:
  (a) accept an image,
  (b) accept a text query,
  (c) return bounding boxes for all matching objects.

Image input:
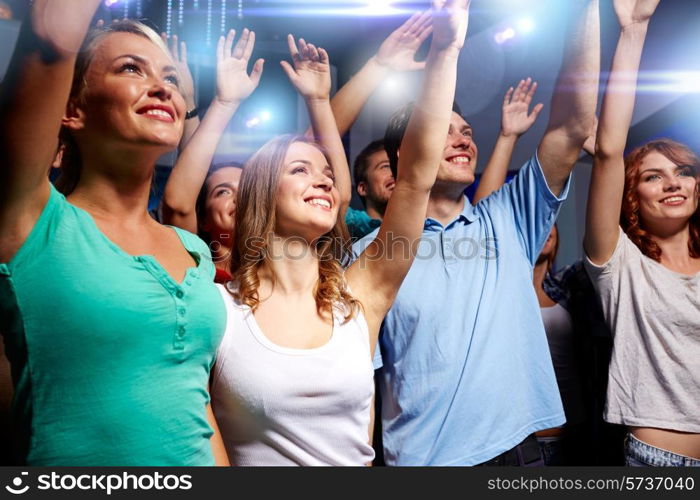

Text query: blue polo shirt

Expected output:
[353,152,567,465]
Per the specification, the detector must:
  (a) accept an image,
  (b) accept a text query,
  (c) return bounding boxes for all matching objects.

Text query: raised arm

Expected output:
[326,12,432,137]
[281,36,352,213]
[0,0,101,263]
[537,0,601,196]
[162,29,263,233]
[584,0,659,264]
[162,34,200,148]
[348,0,471,346]
[473,78,543,203]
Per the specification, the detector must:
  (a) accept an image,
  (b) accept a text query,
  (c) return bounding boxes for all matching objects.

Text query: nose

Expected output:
[451,131,471,150]
[663,174,682,191]
[313,172,333,191]
[147,77,173,101]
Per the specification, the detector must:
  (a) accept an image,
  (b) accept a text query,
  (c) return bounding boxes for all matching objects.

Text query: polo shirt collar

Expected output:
[424,195,479,231]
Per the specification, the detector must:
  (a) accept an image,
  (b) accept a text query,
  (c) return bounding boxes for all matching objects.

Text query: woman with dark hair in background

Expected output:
[584,0,700,466]
[0,0,228,465]
[162,28,264,283]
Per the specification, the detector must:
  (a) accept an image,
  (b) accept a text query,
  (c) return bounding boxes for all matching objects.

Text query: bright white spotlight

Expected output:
[517,18,535,34]
[245,117,261,129]
[384,76,401,91]
[260,110,271,122]
[494,27,516,45]
[105,0,120,6]
[363,0,396,16]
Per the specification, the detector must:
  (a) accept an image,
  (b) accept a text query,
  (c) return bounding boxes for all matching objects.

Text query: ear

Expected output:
[62,99,86,131]
[356,181,368,197]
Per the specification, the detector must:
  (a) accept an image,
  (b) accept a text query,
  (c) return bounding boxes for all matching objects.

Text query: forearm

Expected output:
[180,93,200,148]
[206,403,230,466]
[329,56,389,137]
[0,0,100,188]
[306,97,352,209]
[596,22,649,159]
[538,0,600,195]
[546,0,600,141]
[473,133,517,202]
[162,99,239,226]
[399,46,460,190]
[585,22,650,264]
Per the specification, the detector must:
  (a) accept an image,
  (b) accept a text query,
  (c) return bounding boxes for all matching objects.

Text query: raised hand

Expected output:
[280,35,331,102]
[216,28,264,107]
[375,11,433,72]
[430,0,471,51]
[31,0,103,55]
[613,0,661,28]
[161,34,197,106]
[501,78,544,138]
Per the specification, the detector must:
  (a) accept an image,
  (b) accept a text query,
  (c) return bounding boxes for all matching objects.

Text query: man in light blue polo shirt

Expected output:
[353,0,601,466]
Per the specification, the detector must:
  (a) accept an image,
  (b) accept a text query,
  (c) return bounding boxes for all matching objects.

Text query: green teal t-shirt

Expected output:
[345,207,381,241]
[0,185,226,465]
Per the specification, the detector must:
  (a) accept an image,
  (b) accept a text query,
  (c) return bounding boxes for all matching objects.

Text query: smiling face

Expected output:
[358,149,394,212]
[437,112,479,186]
[202,166,243,240]
[67,31,185,153]
[636,151,699,229]
[274,141,340,241]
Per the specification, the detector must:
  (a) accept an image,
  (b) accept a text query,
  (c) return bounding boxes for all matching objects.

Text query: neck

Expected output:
[260,235,320,296]
[212,233,233,270]
[67,144,163,225]
[365,203,385,221]
[650,224,694,266]
[533,259,549,289]
[426,181,467,226]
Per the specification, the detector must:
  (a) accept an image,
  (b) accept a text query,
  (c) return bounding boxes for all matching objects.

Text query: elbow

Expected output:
[160,199,192,222]
[593,142,625,163]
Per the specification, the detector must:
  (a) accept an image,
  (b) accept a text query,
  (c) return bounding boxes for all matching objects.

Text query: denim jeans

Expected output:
[625,434,700,467]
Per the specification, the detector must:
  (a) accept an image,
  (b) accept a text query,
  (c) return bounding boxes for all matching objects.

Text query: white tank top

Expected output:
[211,284,375,466]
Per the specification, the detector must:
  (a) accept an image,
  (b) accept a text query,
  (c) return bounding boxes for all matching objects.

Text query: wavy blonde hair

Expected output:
[230,135,361,323]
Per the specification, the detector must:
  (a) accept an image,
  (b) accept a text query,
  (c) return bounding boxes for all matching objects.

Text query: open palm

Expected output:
[501,78,543,138]
[216,28,264,106]
[161,34,195,102]
[613,0,661,28]
[376,11,433,72]
[431,0,471,51]
[280,35,331,101]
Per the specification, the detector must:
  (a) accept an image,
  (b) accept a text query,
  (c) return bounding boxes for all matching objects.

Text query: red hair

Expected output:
[621,138,700,261]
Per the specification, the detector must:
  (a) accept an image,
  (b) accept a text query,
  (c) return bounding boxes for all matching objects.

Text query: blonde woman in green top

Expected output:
[0,0,229,465]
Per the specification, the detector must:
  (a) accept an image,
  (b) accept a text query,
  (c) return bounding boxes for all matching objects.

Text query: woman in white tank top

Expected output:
[211,3,472,465]
[584,0,700,466]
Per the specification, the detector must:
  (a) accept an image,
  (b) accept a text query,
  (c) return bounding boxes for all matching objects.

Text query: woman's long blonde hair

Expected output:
[230,134,361,323]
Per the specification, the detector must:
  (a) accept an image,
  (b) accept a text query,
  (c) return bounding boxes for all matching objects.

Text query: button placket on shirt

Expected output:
[172,285,188,351]
[134,256,190,353]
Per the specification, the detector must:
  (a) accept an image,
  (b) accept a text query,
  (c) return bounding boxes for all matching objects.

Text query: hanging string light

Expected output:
[221,0,227,34]
[237,0,242,20]
[178,0,185,26]
[206,0,214,46]
[166,0,173,36]
[136,0,142,18]
[123,0,129,19]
